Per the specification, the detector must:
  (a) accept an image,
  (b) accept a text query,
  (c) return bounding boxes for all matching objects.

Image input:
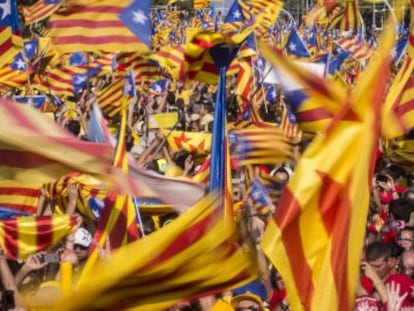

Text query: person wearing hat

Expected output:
[72,227,92,264]
[231,291,268,311]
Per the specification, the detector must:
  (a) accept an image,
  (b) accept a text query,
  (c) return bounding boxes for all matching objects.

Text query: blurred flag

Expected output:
[0,0,23,67]
[0,207,30,220]
[123,69,136,98]
[335,38,372,61]
[21,0,65,25]
[14,95,47,111]
[49,0,152,53]
[232,126,293,165]
[0,215,77,260]
[54,193,258,311]
[260,26,394,311]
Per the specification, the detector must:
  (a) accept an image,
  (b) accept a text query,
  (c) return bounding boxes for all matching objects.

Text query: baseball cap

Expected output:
[74,228,92,248]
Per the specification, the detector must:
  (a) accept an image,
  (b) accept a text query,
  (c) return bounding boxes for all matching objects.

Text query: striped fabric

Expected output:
[382,58,414,138]
[337,0,361,31]
[150,45,187,82]
[0,0,23,68]
[21,0,64,25]
[32,66,87,96]
[335,38,372,61]
[55,193,258,311]
[0,214,77,260]
[280,105,302,141]
[48,0,151,53]
[231,126,293,165]
[97,76,124,117]
[408,0,414,60]
[261,27,394,311]
[79,102,140,283]
[0,181,40,215]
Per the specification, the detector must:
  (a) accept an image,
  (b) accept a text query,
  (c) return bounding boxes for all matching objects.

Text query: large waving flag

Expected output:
[53,193,258,311]
[49,0,152,53]
[409,0,414,60]
[0,181,40,215]
[0,0,23,67]
[260,23,395,311]
[80,101,140,284]
[0,214,77,260]
[261,52,342,133]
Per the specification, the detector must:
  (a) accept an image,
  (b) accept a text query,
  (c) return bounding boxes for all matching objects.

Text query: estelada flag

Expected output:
[53,192,258,311]
[260,21,395,311]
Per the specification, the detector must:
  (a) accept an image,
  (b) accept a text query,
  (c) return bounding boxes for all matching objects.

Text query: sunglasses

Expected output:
[74,244,89,251]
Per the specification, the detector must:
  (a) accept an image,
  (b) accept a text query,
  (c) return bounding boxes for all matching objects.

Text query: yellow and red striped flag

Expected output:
[0,0,23,68]
[259,23,395,311]
[97,77,124,118]
[0,181,40,215]
[21,0,65,25]
[54,192,258,311]
[231,126,294,166]
[48,0,151,53]
[0,98,155,201]
[0,214,77,260]
[382,57,414,139]
[79,100,140,283]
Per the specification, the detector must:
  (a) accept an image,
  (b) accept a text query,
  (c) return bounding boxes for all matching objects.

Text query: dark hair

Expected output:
[385,165,406,181]
[389,198,413,222]
[66,120,81,136]
[365,241,392,261]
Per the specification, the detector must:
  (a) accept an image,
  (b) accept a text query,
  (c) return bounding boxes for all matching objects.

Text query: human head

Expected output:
[398,228,414,251]
[73,228,92,262]
[389,198,413,223]
[365,241,393,279]
[231,292,266,311]
[401,250,414,278]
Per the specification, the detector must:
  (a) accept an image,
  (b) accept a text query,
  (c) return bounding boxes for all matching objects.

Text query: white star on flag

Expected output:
[75,75,87,84]
[252,191,261,200]
[132,10,147,25]
[288,43,297,51]
[15,58,26,70]
[154,85,161,93]
[0,0,10,20]
[233,10,242,20]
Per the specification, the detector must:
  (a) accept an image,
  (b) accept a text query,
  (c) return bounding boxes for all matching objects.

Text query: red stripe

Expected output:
[296,107,332,122]
[0,187,40,197]
[0,149,58,168]
[396,100,414,116]
[50,19,124,28]
[137,205,219,272]
[52,35,139,45]
[275,189,314,310]
[317,171,351,310]
[36,216,53,251]
[3,219,19,260]
[0,37,13,55]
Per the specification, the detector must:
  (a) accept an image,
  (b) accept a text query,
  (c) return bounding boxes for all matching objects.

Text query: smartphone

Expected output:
[43,252,60,264]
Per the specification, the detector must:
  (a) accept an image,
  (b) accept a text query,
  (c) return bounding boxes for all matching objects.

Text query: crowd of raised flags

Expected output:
[0,0,413,310]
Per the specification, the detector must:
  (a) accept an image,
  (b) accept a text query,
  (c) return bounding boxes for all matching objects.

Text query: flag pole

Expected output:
[132,197,146,237]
